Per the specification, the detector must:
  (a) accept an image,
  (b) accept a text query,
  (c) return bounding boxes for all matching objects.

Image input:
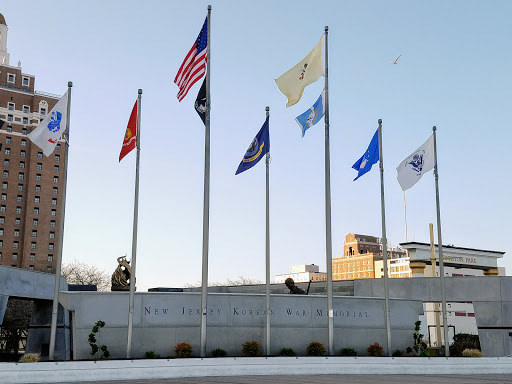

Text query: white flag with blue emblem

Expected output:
[295,90,324,137]
[28,91,68,156]
[396,134,435,191]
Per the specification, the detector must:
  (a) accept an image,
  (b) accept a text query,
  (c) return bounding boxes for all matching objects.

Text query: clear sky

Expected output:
[2,0,511,291]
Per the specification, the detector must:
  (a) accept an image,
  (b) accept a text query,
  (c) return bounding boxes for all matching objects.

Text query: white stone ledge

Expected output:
[1,356,512,383]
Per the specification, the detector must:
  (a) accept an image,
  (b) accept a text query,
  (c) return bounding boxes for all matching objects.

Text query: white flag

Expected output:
[396,134,435,191]
[28,91,68,156]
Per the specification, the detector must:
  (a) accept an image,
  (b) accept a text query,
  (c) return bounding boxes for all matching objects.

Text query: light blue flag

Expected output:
[352,129,380,181]
[294,90,324,137]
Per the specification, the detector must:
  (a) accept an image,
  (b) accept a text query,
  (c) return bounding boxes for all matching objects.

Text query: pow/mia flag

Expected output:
[194,78,206,124]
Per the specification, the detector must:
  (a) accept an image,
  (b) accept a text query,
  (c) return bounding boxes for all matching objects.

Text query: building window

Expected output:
[22,128,27,135]
[29,265,34,271]
[34,196,40,203]
[4,160,9,166]
[51,209,56,217]
[49,243,54,250]
[0,241,2,248]
[46,266,53,273]
[36,174,42,181]
[37,163,42,170]
[18,173,24,180]
[55,144,60,151]
[6,126,12,133]
[0,228,3,236]
[52,187,58,194]
[53,176,59,183]
[20,150,26,158]
[31,242,36,249]
[13,241,18,249]
[7,115,13,122]
[19,161,25,169]
[5,137,11,144]
[37,152,43,159]
[1,194,5,201]
[48,255,54,262]
[35,185,41,192]
[22,76,30,87]
[21,139,26,147]
[7,73,15,83]
[7,102,14,111]
[51,198,57,205]
[30,253,35,261]
[50,220,56,228]
[33,207,39,215]
[17,183,23,190]
[0,206,5,212]
[5,148,10,155]
[22,117,29,125]
[15,206,21,214]
[0,217,4,224]
[49,232,55,239]
[1,182,6,189]
[33,219,38,226]
[2,171,7,178]
[32,230,37,238]
[23,105,30,114]
[40,107,47,116]
[54,166,59,172]
[12,253,18,261]
[16,195,22,202]
[55,154,60,162]
[15,218,20,225]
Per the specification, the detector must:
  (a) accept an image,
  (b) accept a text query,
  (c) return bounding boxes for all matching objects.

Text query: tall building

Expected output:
[0,13,64,273]
[275,264,327,284]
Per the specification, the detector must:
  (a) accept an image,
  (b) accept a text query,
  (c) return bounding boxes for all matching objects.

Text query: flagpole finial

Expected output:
[208,4,211,10]
[325,26,328,32]
[433,126,437,132]
[378,119,382,124]
[138,89,143,95]
[67,81,73,87]
[265,106,269,112]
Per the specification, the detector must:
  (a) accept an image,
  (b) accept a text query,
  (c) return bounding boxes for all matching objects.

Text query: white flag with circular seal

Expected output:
[28,91,68,156]
[396,134,435,191]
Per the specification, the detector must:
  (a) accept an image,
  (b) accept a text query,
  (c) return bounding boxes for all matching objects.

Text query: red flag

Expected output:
[119,100,137,162]
[174,17,207,101]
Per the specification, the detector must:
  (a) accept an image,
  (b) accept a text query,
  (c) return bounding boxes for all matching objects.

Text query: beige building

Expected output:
[275,264,327,284]
[0,13,64,273]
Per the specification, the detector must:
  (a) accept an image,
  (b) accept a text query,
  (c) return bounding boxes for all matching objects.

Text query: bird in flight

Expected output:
[389,54,402,64]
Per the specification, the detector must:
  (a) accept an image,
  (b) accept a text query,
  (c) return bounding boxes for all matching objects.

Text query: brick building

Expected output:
[0,13,64,273]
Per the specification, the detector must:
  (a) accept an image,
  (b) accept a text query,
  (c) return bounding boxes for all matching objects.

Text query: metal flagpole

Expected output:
[265,106,271,356]
[378,119,392,357]
[403,192,408,242]
[429,223,443,347]
[49,81,72,360]
[200,4,212,358]
[432,126,450,357]
[126,89,142,358]
[323,26,334,356]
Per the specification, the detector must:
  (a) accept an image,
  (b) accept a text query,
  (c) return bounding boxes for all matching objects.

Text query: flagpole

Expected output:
[433,126,450,357]
[323,25,334,356]
[264,106,271,356]
[49,81,72,361]
[377,119,392,356]
[200,4,212,358]
[403,191,408,242]
[126,89,142,358]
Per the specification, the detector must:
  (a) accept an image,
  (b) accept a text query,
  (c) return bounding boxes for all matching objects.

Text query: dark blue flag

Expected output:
[235,116,270,175]
[352,129,379,181]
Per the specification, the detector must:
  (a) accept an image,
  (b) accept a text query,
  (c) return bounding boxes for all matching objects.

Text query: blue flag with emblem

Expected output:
[352,129,380,181]
[235,116,270,175]
[295,91,324,137]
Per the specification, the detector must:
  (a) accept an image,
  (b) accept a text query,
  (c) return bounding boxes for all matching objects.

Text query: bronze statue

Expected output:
[285,278,306,294]
[111,256,132,291]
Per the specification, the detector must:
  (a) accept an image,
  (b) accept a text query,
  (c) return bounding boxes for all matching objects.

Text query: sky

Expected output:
[2,0,511,291]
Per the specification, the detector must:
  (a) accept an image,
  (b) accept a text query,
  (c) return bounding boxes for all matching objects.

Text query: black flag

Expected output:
[194,78,206,124]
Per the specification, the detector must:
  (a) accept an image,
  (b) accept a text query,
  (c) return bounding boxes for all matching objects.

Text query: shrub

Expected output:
[462,348,483,357]
[211,348,227,357]
[450,334,481,357]
[242,340,261,357]
[19,353,40,363]
[367,342,384,357]
[174,342,193,358]
[144,351,160,359]
[88,320,109,359]
[340,347,357,356]
[419,349,429,357]
[392,349,404,357]
[279,347,297,356]
[306,341,326,356]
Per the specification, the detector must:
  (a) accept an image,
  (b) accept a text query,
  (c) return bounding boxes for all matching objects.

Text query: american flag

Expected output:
[174,17,208,102]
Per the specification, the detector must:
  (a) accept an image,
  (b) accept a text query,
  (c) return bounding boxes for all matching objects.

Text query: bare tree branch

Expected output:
[62,260,111,292]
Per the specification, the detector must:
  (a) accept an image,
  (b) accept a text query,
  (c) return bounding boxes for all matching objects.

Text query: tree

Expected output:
[185,276,263,288]
[61,260,110,291]
[1,298,33,355]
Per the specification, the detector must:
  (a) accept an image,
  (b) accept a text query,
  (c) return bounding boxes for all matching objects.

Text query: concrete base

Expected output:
[1,356,512,383]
